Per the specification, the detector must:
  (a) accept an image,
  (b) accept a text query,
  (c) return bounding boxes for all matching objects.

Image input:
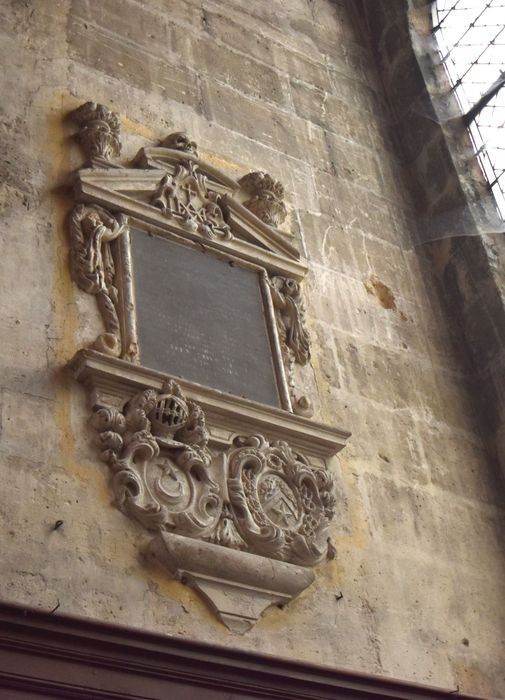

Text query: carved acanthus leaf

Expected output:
[151,160,232,241]
[89,385,335,566]
[70,204,128,357]
[161,132,199,158]
[91,381,220,535]
[239,171,287,227]
[71,101,121,161]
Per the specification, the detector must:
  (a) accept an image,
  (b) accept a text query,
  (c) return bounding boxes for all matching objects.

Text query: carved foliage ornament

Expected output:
[69,204,128,357]
[152,160,232,241]
[90,383,334,567]
[239,171,288,227]
[270,276,310,365]
[71,101,121,161]
[66,101,348,630]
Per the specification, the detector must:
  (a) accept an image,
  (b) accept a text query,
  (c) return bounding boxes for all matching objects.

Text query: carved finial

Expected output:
[161,132,199,158]
[71,101,121,162]
[238,171,287,227]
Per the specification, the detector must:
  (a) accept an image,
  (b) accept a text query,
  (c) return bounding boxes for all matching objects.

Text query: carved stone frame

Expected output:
[72,164,310,413]
[66,102,350,633]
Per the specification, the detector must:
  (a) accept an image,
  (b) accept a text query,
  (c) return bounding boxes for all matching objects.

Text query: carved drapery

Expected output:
[152,160,232,241]
[239,171,287,227]
[69,204,128,357]
[269,276,312,416]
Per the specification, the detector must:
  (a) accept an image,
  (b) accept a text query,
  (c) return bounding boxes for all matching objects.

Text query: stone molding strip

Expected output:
[0,602,487,699]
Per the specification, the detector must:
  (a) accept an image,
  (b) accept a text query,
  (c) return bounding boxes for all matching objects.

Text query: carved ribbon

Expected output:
[70,204,128,357]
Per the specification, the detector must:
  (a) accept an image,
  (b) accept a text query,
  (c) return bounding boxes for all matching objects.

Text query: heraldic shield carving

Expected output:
[91,383,335,568]
[68,101,350,633]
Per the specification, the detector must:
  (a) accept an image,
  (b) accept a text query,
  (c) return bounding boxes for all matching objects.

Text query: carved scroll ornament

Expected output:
[239,171,287,227]
[67,100,351,631]
[92,380,222,537]
[71,101,121,161]
[228,435,335,565]
[152,160,232,241]
[70,204,128,357]
[90,382,335,566]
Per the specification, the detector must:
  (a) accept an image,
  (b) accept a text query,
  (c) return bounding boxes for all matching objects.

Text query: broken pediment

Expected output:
[71,107,301,271]
[66,101,350,632]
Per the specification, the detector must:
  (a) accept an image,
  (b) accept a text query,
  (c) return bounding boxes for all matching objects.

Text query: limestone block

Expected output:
[172,26,289,108]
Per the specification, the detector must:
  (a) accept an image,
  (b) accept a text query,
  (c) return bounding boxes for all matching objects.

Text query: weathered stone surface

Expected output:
[1,0,505,696]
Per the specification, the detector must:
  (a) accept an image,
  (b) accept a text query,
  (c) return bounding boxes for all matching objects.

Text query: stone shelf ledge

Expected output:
[70,349,350,466]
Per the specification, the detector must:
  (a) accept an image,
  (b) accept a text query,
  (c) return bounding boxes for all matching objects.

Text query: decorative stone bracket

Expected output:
[67,101,351,632]
[71,350,349,632]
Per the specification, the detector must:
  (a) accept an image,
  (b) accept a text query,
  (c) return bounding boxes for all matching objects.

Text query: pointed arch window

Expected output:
[433,1,505,218]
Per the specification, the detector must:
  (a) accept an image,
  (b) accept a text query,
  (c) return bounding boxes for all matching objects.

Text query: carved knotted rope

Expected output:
[70,204,128,357]
[70,101,121,161]
[269,276,310,365]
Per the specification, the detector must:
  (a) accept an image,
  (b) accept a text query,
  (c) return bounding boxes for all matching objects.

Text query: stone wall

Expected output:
[354,0,505,484]
[0,0,504,696]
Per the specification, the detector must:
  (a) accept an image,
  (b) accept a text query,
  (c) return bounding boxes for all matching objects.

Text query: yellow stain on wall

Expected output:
[121,115,157,140]
[144,563,224,630]
[42,91,109,496]
[199,149,244,175]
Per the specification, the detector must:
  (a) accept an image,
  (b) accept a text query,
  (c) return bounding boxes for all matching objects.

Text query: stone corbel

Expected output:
[145,534,314,634]
[71,351,349,632]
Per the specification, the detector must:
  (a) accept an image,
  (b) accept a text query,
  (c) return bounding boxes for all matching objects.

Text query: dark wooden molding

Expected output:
[0,602,489,699]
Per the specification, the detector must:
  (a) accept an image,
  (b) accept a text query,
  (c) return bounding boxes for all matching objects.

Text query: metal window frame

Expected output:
[432,1,505,218]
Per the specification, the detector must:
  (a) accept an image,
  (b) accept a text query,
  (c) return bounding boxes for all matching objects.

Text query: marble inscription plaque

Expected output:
[130,228,280,406]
